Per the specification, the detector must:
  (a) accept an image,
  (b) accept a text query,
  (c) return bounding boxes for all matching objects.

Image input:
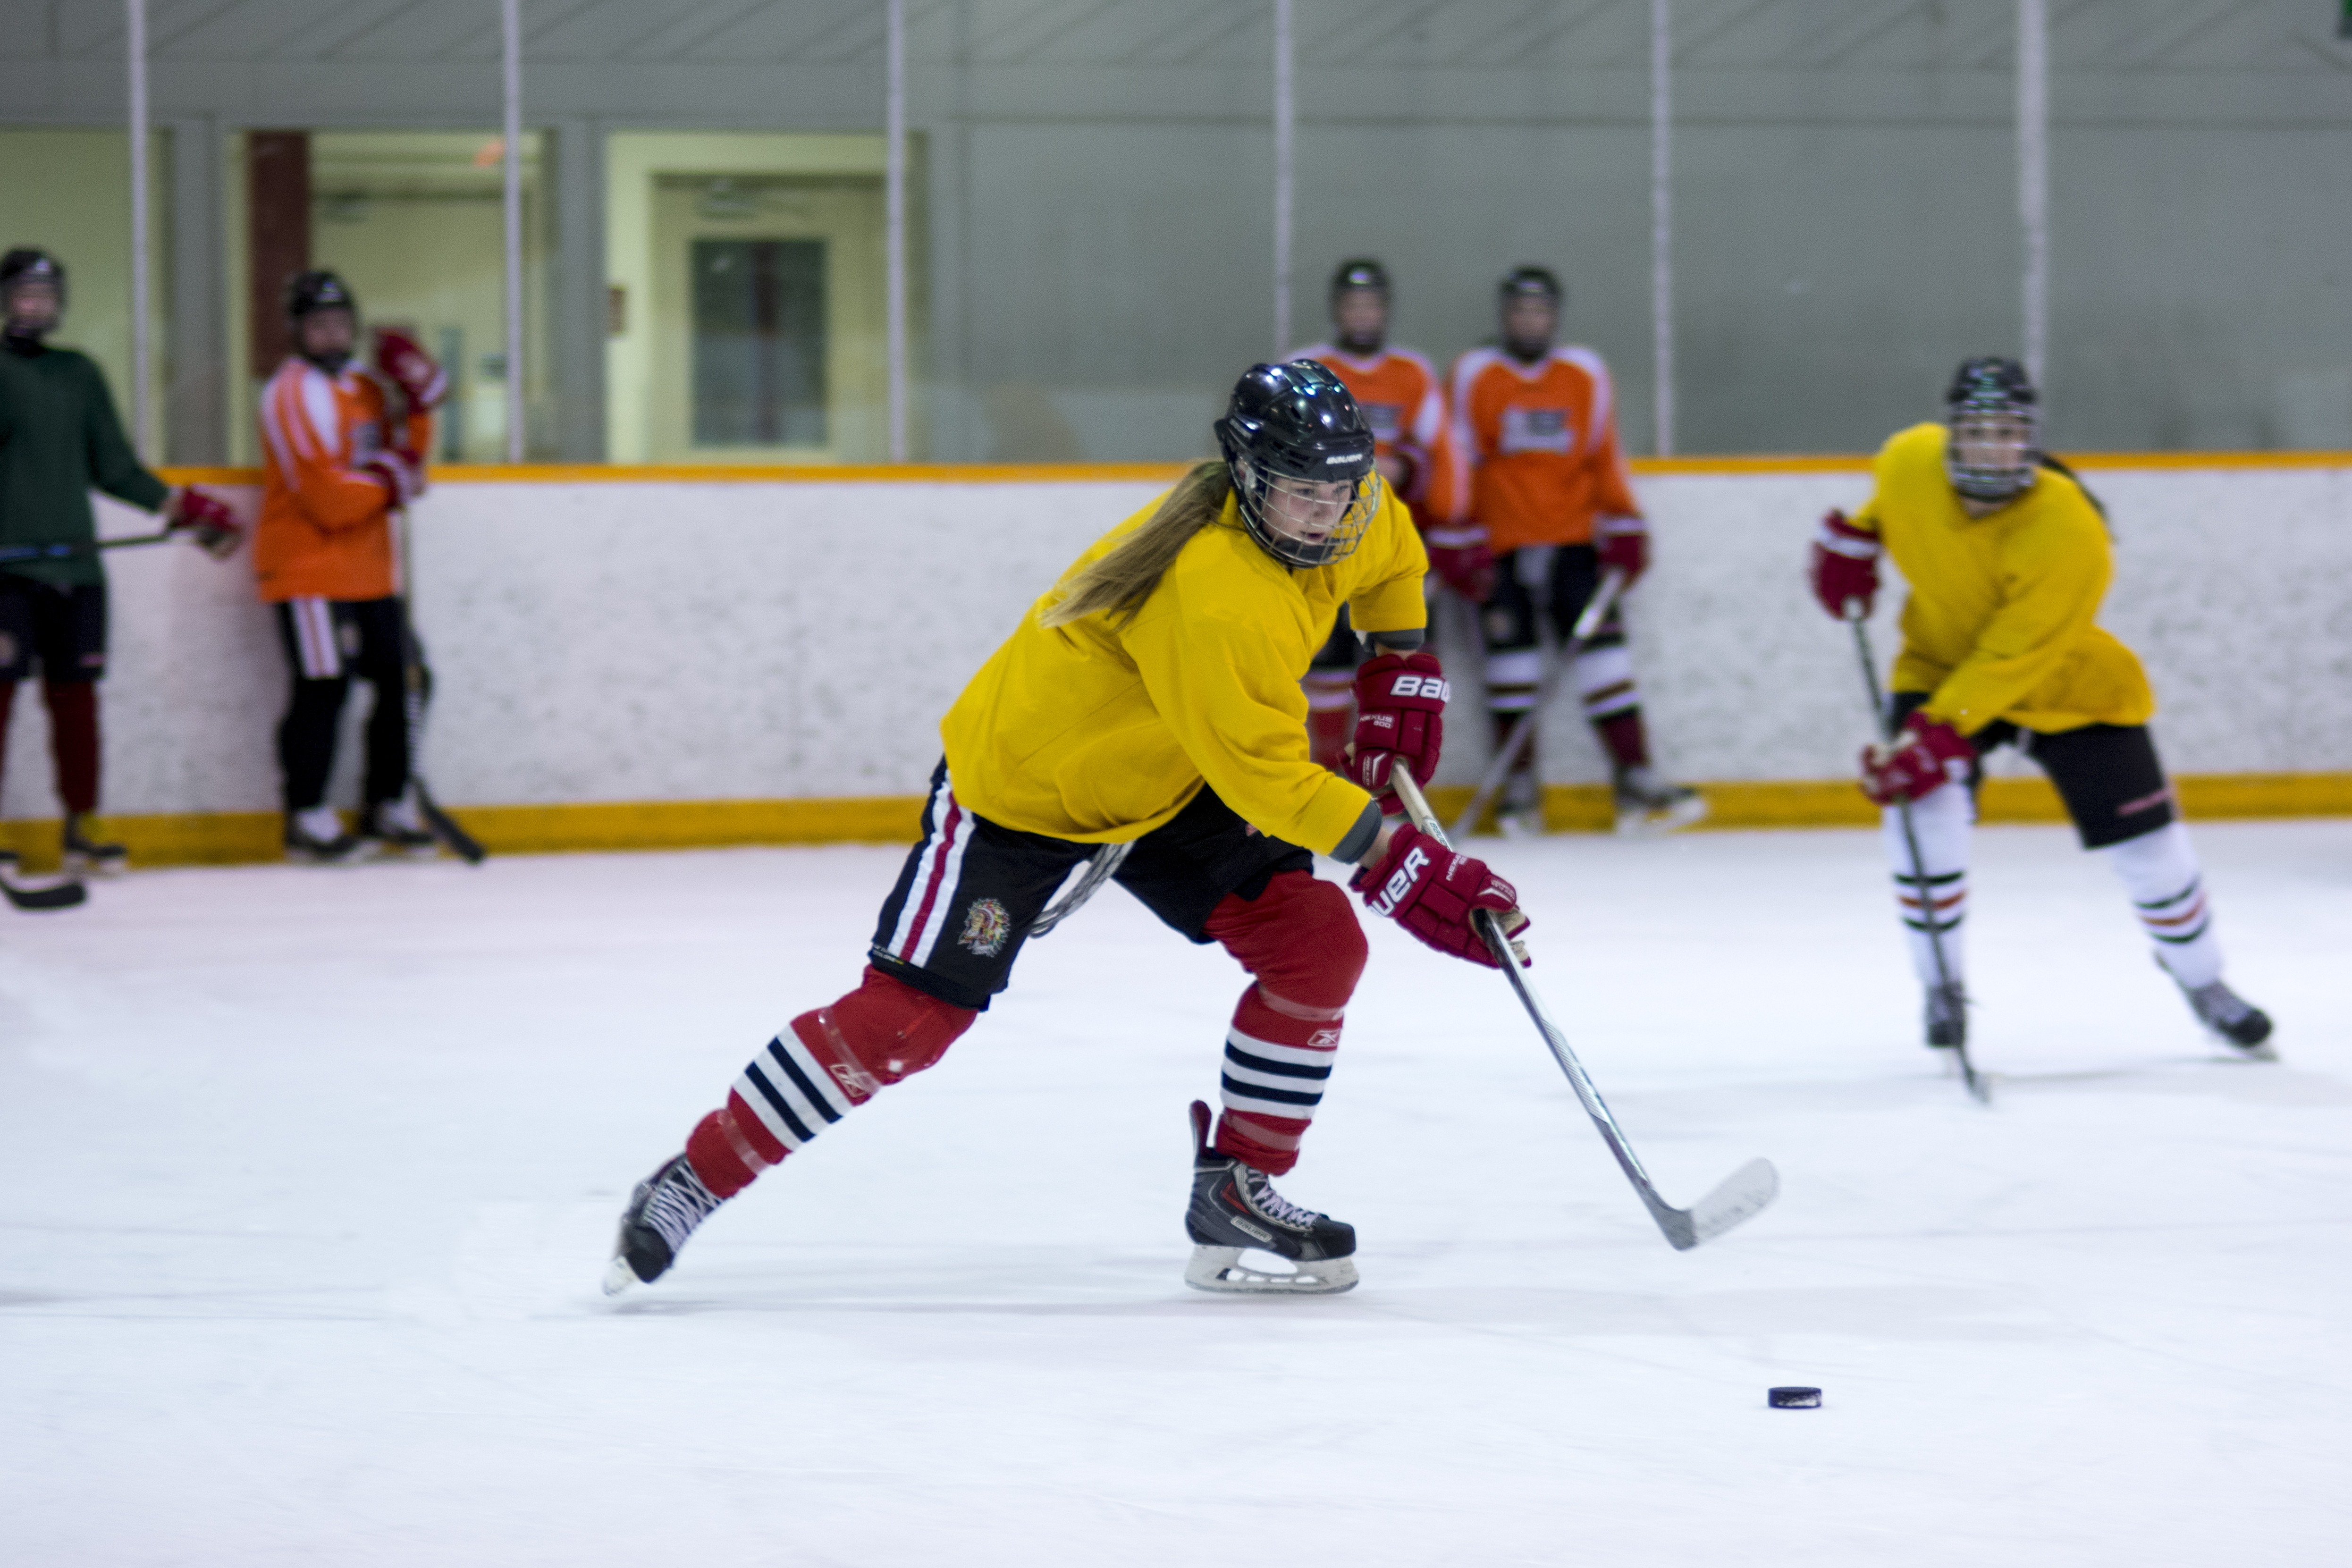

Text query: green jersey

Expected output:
[0,339,170,590]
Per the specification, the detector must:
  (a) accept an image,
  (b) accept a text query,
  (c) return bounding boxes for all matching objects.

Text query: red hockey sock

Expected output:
[685,965,976,1198]
[43,681,100,815]
[1595,708,1650,771]
[1202,871,1367,1175]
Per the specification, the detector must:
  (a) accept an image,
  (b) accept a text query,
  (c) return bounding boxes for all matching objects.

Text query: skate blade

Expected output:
[1615,793,1709,838]
[601,1253,649,1297]
[1183,1245,1358,1295]
[62,852,128,878]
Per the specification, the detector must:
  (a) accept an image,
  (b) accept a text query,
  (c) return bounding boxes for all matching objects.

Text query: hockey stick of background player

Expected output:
[1447,566,1628,840]
[0,530,174,566]
[1846,607,1988,1104]
[393,516,487,866]
[0,849,87,911]
[1392,768,1779,1249]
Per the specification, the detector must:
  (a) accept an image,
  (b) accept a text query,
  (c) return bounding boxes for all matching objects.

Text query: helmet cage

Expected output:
[1943,356,2040,502]
[1226,452,1383,569]
[1214,361,1383,569]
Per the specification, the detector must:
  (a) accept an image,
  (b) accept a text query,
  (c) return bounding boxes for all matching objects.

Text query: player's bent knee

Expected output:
[1208,870,1367,1009]
[793,963,977,1087]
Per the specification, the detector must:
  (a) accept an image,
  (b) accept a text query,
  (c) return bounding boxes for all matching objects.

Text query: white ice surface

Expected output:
[4,824,2350,1566]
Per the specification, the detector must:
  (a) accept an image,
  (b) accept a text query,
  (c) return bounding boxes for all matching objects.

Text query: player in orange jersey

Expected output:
[255,270,447,862]
[1290,260,1484,774]
[1444,267,1701,835]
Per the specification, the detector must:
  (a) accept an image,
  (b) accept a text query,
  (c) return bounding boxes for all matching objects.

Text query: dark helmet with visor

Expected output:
[1944,356,2040,503]
[285,269,358,323]
[1215,361,1382,570]
[1,249,67,336]
[1330,258,1390,299]
[1499,265,1563,308]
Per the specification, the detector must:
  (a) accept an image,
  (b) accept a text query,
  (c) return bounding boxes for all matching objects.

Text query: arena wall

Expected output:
[3,457,2347,864]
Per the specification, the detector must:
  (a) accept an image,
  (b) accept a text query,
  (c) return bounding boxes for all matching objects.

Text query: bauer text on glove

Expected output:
[1350,823,1529,968]
[1349,650,1447,794]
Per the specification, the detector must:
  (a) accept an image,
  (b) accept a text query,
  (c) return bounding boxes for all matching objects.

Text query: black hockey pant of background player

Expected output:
[273,595,417,813]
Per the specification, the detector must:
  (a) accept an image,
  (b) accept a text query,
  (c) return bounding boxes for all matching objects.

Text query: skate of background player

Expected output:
[1,454,2348,867]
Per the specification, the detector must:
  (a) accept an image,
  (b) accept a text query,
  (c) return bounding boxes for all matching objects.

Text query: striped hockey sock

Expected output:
[684,966,975,1198]
[2102,822,2224,988]
[1214,982,1342,1177]
[1884,784,1972,989]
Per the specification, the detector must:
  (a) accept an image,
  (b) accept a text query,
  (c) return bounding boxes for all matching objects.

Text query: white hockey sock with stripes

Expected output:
[2101,822,2224,988]
[1884,784,1972,989]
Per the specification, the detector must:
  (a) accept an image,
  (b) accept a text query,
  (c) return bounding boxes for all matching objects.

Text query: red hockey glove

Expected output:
[1421,522,1497,603]
[167,487,244,559]
[1811,509,1881,619]
[1859,716,1973,805]
[363,450,425,508]
[372,328,448,412]
[1351,824,1530,969]
[1595,515,1649,586]
[1349,650,1447,794]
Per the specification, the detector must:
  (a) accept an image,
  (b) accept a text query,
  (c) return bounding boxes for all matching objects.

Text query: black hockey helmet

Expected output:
[1,248,64,298]
[285,269,357,323]
[1,249,66,330]
[1499,265,1563,307]
[1330,258,1390,299]
[1943,356,2040,502]
[1214,361,1382,569]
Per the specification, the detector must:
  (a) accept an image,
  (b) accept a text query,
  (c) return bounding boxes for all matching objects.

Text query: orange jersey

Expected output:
[1442,346,1639,550]
[1288,343,1452,512]
[254,358,433,603]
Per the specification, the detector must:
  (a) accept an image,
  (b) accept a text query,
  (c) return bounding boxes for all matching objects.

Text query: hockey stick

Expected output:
[1447,566,1627,840]
[1391,768,1779,1249]
[1846,609,1988,1104]
[0,851,87,911]
[0,530,175,567]
[395,514,486,866]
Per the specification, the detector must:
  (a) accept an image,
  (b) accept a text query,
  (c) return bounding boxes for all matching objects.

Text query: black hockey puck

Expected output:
[1768,1386,1821,1409]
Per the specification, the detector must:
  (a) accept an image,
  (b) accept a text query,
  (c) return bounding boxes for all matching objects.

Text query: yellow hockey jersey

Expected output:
[939,477,1428,854]
[1851,422,2152,736]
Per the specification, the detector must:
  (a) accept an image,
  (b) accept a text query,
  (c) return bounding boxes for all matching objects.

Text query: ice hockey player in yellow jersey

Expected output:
[1811,358,2273,1060]
[606,362,1531,1300]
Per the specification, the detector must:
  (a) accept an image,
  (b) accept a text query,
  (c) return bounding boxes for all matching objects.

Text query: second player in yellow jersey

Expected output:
[1813,357,2272,1060]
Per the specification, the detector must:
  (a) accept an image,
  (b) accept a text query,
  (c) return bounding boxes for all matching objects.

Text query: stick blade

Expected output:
[1648,1157,1779,1251]
[416,784,487,865]
[2,875,88,911]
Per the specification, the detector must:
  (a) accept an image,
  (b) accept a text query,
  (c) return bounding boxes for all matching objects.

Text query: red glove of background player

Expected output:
[1595,514,1650,586]
[1811,509,1881,619]
[167,487,244,559]
[1859,716,1973,805]
[372,327,448,412]
[364,450,425,508]
[1351,823,1529,969]
[1420,522,1497,603]
[1349,649,1447,794]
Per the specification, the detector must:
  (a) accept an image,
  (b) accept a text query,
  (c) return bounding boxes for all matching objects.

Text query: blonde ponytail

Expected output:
[1039,460,1232,630]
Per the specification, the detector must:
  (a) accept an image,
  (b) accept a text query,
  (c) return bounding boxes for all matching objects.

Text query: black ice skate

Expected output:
[603,1153,725,1295]
[1923,981,1968,1050]
[2178,976,2275,1060]
[1613,764,1708,837]
[284,806,360,864]
[1495,769,1544,839]
[1183,1100,1357,1295]
[358,797,440,860]
[61,814,127,877]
